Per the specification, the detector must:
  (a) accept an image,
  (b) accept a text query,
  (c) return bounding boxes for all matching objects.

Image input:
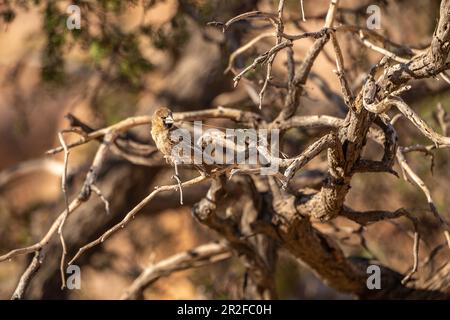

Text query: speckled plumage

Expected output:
[150,107,227,175]
[151,107,176,164]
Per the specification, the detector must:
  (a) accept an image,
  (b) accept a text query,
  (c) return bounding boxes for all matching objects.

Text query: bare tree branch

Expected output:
[121,242,231,300]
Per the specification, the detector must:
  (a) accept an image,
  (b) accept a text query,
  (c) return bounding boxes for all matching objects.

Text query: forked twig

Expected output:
[68,174,214,265]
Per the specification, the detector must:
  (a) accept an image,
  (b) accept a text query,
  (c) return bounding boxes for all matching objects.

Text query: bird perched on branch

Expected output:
[150,106,282,192]
[151,106,239,204]
[151,106,188,204]
[151,107,176,163]
[151,106,227,174]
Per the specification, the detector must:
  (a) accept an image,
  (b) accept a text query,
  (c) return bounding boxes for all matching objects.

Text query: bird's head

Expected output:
[152,107,174,130]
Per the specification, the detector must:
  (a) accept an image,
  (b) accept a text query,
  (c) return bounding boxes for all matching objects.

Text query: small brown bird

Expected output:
[151,107,176,163]
[150,106,226,174]
[151,106,188,204]
[151,106,231,204]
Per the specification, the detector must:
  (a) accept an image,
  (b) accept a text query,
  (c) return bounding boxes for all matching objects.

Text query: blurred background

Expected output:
[0,0,449,299]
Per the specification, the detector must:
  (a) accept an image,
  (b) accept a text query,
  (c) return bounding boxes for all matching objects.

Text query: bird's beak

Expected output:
[164,115,174,127]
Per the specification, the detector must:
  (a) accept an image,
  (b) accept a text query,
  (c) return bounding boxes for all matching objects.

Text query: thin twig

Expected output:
[396,149,450,249]
[172,161,183,205]
[330,31,354,107]
[233,40,292,88]
[208,11,278,32]
[120,242,231,300]
[57,132,70,289]
[225,32,275,74]
[283,133,336,188]
[300,0,306,22]
[324,0,339,28]
[91,184,110,215]
[0,198,82,262]
[68,174,213,265]
[391,97,450,147]
[11,250,44,300]
[401,213,421,284]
